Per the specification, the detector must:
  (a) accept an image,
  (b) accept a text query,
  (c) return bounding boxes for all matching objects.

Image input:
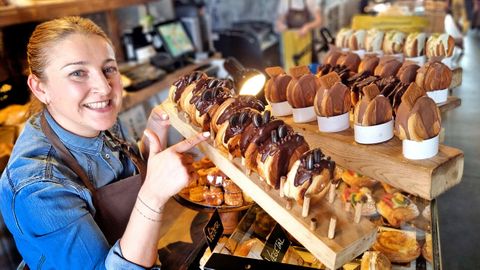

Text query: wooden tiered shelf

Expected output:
[162,100,378,270]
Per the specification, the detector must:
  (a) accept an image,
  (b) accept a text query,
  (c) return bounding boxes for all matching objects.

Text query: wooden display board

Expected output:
[162,100,378,270]
[280,117,464,200]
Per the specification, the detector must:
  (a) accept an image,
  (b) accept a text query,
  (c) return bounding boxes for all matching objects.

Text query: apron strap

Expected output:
[40,112,96,195]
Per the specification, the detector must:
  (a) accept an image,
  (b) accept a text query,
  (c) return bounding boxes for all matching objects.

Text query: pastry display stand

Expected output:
[173,194,253,235]
[163,100,378,269]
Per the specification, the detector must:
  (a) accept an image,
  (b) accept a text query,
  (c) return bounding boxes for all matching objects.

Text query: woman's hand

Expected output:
[140,106,170,158]
[139,129,210,207]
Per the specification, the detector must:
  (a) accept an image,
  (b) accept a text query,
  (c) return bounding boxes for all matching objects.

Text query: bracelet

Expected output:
[134,205,161,222]
[137,196,164,215]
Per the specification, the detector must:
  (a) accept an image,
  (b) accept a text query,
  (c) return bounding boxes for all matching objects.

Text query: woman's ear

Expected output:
[27,74,50,105]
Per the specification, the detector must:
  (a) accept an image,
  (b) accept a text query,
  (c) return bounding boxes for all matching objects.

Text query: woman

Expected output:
[275,0,323,37]
[0,16,208,269]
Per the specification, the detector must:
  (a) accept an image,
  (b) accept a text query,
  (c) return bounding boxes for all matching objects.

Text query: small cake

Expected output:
[372,230,421,264]
[287,66,320,123]
[264,66,293,116]
[376,192,420,227]
[415,60,452,103]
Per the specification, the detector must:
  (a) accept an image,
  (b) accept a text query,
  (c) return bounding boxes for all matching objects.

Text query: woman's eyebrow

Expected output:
[61,61,87,69]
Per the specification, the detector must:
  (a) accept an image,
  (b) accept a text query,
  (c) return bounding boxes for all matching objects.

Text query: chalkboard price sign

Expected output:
[204,209,224,252]
[261,223,291,263]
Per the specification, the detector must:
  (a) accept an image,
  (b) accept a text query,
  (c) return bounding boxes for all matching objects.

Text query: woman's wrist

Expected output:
[138,186,169,211]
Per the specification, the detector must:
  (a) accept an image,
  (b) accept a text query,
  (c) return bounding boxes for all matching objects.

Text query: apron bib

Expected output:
[40,113,146,245]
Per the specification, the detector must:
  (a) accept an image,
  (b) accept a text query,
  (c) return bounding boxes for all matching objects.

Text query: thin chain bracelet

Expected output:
[137,196,164,215]
[134,205,162,222]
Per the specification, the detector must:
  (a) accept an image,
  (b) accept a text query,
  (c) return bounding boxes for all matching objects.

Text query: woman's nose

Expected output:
[91,71,112,94]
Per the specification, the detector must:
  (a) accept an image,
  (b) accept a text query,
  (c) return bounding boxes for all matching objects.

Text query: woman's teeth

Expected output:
[85,100,110,109]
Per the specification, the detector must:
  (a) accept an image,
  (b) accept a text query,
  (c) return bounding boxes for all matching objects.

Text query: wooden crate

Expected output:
[162,100,378,270]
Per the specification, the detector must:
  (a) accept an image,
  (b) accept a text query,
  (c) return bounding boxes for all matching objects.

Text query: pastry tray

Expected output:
[162,100,378,270]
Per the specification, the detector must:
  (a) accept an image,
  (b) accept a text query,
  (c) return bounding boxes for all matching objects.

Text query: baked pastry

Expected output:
[396,61,420,84]
[372,230,421,263]
[347,72,379,106]
[348,29,367,51]
[169,71,207,105]
[189,186,208,202]
[256,126,310,189]
[335,28,354,48]
[365,28,385,52]
[415,60,452,92]
[374,56,402,78]
[354,83,393,126]
[188,82,234,130]
[240,111,287,174]
[264,66,292,103]
[314,71,341,108]
[422,233,433,264]
[358,54,380,74]
[394,82,441,141]
[322,49,343,67]
[203,186,224,206]
[382,31,406,55]
[253,209,276,238]
[404,32,427,57]
[210,95,265,134]
[223,179,244,206]
[284,148,338,204]
[340,185,377,216]
[360,251,392,270]
[377,192,420,227]
[215,110,255,157]
[341,169,377,188]
[314,81,351,117]
[336,52,361,72]
[286,66,319,109]
[426,33,455,58]
[234,238,264,257]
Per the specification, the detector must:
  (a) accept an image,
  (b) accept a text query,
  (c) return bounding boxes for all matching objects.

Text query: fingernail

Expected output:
[202,131,210,138]
[161,113,169,120]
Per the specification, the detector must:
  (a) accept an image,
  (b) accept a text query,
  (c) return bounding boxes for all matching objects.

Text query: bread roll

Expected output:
[365,28,385,52]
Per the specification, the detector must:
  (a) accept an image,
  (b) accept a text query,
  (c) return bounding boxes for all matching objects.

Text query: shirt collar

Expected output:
[44,110,104,153]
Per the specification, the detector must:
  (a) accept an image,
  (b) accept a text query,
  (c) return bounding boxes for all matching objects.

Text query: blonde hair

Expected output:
[27,16,112,114]
[27,16,112,79]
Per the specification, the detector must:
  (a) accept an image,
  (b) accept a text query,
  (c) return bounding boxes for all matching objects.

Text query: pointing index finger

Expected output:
[171,131,210,153]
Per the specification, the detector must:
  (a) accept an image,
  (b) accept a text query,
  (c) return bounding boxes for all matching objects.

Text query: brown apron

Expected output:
[40,113,146,245]
[286,0,312,29]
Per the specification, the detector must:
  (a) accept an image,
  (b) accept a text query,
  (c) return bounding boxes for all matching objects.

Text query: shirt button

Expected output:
[105,153,110,159]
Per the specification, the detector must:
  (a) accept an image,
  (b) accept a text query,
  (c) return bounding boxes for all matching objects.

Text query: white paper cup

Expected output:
[341,47,350,52]
[404,55,426,66]
[292,106,316,123]
[441,56,454,69]
[402,134,439,160]
[317,112,350,133]
[426,88,448,104]
[354,119,394,144]
[353,49,366,59]
[268,101,293,116]
[390,53,404,62]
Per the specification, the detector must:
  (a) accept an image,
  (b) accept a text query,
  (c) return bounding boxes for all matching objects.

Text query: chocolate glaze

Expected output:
[391,82,410,114]
[224,110,254,143]
[190,85,233,116]
[293,148,335,187]
[216,95,265,126]
[258,130,309,188]
[172,71,206,102]
[239,119,286,156]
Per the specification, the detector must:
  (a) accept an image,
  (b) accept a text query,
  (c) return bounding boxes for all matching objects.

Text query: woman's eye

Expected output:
[69,70,86,77]
[103,66,118,75]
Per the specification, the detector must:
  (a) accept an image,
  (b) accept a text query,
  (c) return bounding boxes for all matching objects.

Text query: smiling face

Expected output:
[33,33,122,137]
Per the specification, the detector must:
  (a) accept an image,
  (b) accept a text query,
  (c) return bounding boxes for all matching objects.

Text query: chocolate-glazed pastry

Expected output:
[374,56,402,78]
[415,60,452,92]
[346,72,378,105]
[336,52,361,73]
[286,67,320,109]
[264,66,292,103]
[256,127,310,189]
[358,54,380,74]
[376,76,399,99]
[354,83,393,126]
[169,71,207,105]
[240,111,288,173]
[215,110,255,157]
[210,95,265,134]
[323,50,343,66]
[284,148,338,204]
[394,82,441,141]
[314,82,351,117]
[190,85,234,130]
[396,62,420,84]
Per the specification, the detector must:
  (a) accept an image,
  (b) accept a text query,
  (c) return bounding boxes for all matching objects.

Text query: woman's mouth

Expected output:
[84,100,111,109]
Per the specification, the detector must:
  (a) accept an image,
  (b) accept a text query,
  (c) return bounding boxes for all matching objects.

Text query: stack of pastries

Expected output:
[170,72,340,205]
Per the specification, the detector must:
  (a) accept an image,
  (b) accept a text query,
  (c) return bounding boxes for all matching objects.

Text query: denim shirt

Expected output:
[0,110,146,270]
